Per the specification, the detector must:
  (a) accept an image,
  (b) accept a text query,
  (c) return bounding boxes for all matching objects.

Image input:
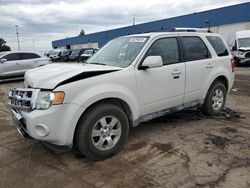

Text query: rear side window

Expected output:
[206,36,229,57]
[20,53,40,60]
[182,36,210,61]
[2,53,20,61]
[146,37,180,65]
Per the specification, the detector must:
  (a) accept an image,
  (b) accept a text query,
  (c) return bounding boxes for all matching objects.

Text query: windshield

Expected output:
[71,49,80,56]
[238,38,250,48]
[61,50,70,55]
[83,50,92,55]
[52,51,60,55]
[87,36,148,68]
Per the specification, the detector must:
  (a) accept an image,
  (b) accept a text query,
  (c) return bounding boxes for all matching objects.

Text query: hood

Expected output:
[25,63,122,89]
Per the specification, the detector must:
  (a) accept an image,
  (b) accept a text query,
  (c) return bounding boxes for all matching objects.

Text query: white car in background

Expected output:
[80,48,99,61]
[0,51,50,81]
[48,49,62,62]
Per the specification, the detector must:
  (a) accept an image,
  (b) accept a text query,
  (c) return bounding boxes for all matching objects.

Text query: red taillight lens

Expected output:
[231,59,236,73]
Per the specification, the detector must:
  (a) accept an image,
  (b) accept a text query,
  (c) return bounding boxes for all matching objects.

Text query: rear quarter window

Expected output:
[206,36,229,57]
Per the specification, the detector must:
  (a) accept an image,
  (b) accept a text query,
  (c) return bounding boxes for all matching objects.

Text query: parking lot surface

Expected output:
[0,68,250,188]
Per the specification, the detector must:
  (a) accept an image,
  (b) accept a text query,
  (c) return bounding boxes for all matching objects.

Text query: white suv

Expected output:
[0,51,49,82]
[9,32,235,160]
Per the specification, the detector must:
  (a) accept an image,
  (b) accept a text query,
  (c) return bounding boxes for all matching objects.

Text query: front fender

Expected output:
[67,83,140,121]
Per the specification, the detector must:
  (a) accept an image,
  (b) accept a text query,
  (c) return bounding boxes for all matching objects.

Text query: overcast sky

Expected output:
[0,0,249,52]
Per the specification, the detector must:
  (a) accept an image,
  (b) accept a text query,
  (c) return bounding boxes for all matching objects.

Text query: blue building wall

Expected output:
[52,2,250,48]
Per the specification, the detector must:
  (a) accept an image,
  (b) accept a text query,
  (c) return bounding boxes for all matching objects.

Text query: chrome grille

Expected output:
[9,88,40,111]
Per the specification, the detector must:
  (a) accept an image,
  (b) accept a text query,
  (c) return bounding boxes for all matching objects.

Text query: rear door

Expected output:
[19,53,41,73]
[136,36,185,115]
[181,36,214,103]
[0,53,23,78]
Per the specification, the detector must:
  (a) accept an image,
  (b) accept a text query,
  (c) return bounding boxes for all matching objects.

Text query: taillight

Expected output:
[231,59,236,73]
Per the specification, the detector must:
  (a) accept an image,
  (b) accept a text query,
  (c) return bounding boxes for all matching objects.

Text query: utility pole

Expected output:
[15,25,20,51]
[32,40,35,51]
[75,23,78,36]
[132,17,135,26]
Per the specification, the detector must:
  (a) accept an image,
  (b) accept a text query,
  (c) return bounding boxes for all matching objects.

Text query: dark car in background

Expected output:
[80,48,98,62]
[49,50,62,62]
[69,49,85,62]
[60,49,72,61]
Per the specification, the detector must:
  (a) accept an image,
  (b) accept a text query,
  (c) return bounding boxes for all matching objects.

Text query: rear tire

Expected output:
[75,103,129,161]
[202,81,226,116]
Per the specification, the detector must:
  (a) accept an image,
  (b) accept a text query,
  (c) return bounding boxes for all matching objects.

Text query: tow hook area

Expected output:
[16,127,31,138]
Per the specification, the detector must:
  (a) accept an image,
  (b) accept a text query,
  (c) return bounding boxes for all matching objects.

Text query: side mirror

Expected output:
[139,56,163,70]
[0,59,7,63]
[232,46,236,51]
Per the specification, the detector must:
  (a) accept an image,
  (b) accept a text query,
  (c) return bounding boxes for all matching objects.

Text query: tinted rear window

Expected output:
[182,36,210,61]
[206,36,229,57]
[20,53,40,60]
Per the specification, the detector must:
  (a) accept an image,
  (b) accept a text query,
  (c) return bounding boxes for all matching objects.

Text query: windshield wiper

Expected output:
[89,62,107,66]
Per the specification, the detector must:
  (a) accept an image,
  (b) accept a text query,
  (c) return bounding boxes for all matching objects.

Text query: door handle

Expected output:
[206,63,213,68]
[171,70,181,75]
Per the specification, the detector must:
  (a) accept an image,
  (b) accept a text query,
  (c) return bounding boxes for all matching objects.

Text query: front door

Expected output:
[0,53,23,79]
[135,37,185,115]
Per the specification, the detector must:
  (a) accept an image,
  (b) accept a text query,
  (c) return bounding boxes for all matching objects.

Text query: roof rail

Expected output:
[169,27,212,33]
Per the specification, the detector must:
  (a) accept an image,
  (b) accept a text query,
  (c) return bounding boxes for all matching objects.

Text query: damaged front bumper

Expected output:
[9,102,85,146]
[10,108,31,138]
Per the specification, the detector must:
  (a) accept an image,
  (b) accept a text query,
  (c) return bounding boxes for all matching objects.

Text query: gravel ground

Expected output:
[0,67,249,188]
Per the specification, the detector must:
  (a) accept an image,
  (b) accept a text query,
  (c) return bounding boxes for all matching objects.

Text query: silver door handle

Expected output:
[206,63,213,68]
[171,70,181,75]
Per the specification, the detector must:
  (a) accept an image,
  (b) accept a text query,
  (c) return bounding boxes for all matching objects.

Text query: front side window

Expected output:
[145,37,180,65]
[71,49,80,56]
[88,37,148,68]
[2,53,20,61]
[52,51,61,56]
[182,36,210,61]
[206,36,229,57]
[61,50,70,56]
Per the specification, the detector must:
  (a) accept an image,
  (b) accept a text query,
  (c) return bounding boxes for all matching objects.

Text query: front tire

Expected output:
[75,103,129,161]
[202,81,226,116]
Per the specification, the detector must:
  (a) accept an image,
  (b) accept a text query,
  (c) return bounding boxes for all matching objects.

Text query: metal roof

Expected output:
[52,2,250,48]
